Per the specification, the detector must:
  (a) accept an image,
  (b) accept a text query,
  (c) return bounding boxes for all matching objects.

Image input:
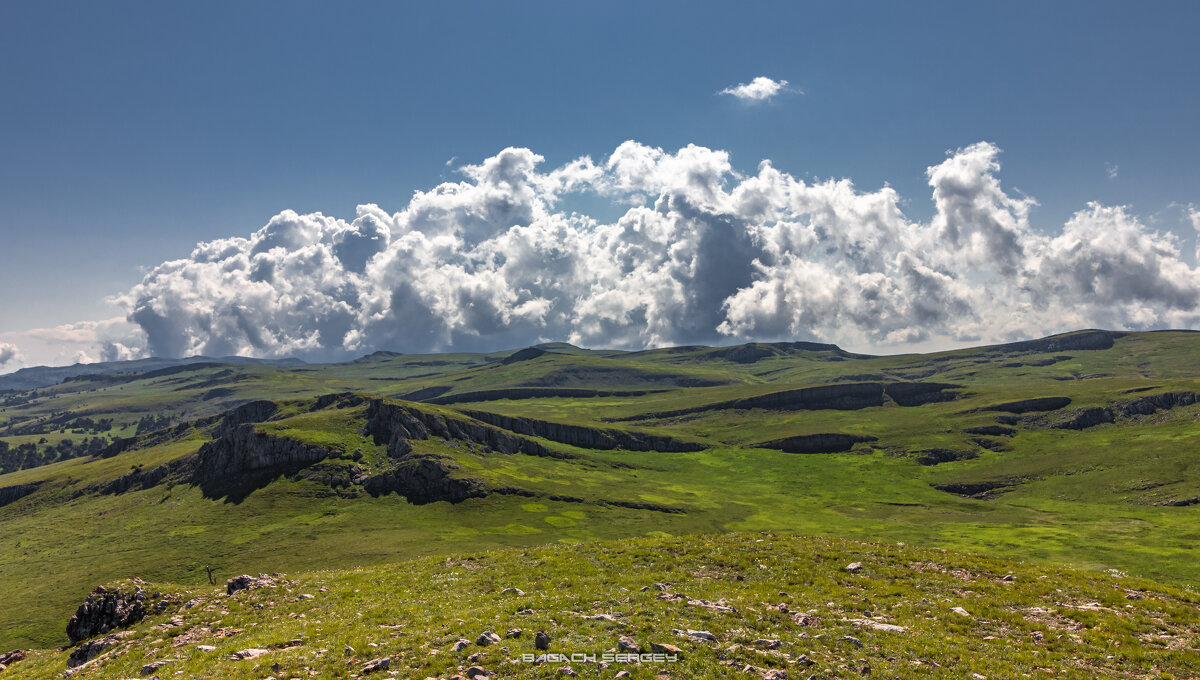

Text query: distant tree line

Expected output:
[0,436,112,474]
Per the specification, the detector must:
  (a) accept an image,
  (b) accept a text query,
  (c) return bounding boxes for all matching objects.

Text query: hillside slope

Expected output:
[2,534,1197,679]
[1,330,1198,652]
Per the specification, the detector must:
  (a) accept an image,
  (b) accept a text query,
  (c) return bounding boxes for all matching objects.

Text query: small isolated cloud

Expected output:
[0,342,20,367]
[720,76,791,101]
[1106,162,1119,180]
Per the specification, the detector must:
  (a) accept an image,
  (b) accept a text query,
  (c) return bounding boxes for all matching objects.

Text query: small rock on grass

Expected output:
[535,631,551,650]
[838,636,862,648]
[231,648,270,660]
[618,635,640,652]
[465,665,490,678]
[844,562,863,572]
[452,638,472,652]
[673,629,717,643]
[501,587,525,596]
[141,659,172,674]
[362,656,390,673]
[476,631,502,646]
[649,642,683,656]
[557,666,576,677]
[763,670,788,680]
[505,628,522,638]
[752,639,781,649]
[951,606,972,617]
[614,671,631,679]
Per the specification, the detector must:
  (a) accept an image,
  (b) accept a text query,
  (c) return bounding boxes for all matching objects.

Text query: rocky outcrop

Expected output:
[1155,497,1199,507]
[194,425,337,483]
[1048,392,1200,430]
[1117,391,1200,417]
[984,397,1072,413]
[913,449,978,466]
[1053,407,1115,430]
[0,482,39,508]
[361,456,486,504]
[932,480,1017,498]
[614,382,959,421]
[226,574,276,595]
[459,411,706,452]
[67,634,124,668]
[755,433,877,454]
[86,457,193,497]
[364,399,569,459]
[213,400,279,436]
[995,330,1119,354]
[66,587,147,643]
[883,382,961,406]
[426,387,657,405]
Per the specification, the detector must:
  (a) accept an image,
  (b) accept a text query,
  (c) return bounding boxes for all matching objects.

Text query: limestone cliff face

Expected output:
[460,410,706,452]
[363,399,570,459]
[1052,391,1200,429]
[193,424,335,482]
[361,456,486,504]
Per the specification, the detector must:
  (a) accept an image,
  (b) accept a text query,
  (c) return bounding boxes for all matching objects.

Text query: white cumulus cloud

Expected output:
[7,140,1194,366]
[719,76,791,101]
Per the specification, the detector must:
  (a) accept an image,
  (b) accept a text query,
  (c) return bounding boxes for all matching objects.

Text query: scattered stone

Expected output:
[846,618,907,633]
[501,587,525,596]
[1126,593,1142,600]
[951,606,972,617]
[465,665,489,678]
[763,670,789,680]
[535,631,551,650]
[649,642,683,656]
[141,659,172,675]
[297,594,314,601]
[505,628,522,638]
[452,639,472,652]
[844,562,863,572]
[0,651,25,668]
[618,635,640,652]
[795,654,814,666]
[231,648,270,660]
[752,639,781,649]
[225,574,276,596]
[151,616,184,631]
[557,666,576,677]
[66,587,148,643]
[516,608,536,615]
[195,645,216,651]
[614,672,631,679]
[838,636,863,648]
[673,629,717,643]
[582,613,619,622]
[475,631,502,646]
[362,656,391,673]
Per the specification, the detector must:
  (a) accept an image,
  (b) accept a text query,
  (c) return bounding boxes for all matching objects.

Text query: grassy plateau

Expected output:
[0,329,1197,678]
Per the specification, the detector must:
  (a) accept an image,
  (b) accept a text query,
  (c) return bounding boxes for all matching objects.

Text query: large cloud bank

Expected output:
[111,141,1200,360]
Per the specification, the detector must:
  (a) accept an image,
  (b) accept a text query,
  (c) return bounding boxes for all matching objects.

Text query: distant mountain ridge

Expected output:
[0,356,305,392]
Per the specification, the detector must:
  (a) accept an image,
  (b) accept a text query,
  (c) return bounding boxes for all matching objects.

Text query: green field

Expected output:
[1,329,1198,673]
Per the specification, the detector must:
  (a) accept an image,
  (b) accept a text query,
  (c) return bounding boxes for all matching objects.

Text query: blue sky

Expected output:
[1,1,1199,367]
